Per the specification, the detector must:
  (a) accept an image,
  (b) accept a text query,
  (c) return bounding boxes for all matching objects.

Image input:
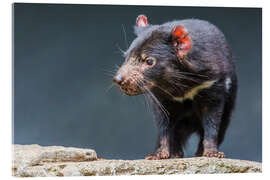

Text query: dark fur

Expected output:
[114,18,237,159]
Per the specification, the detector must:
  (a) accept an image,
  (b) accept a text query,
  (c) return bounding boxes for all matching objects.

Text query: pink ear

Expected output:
[136,15,149,27]
[172,25,192,59]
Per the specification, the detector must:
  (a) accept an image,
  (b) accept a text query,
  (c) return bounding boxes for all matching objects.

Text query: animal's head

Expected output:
[113,15,193,96]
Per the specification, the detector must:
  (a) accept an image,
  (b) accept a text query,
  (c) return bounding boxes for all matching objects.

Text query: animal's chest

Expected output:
[165,99,203,131]
[167,100,197,122]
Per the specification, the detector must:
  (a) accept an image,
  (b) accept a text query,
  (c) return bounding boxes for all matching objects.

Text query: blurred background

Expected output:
[13,3,262,162]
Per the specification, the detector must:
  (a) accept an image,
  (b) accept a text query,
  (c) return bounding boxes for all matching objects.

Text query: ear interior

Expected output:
[172,25,192,59]
[136,15,149,27]
[134,15,150,36]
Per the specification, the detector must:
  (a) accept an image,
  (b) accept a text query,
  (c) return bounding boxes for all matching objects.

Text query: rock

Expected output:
[12,144,97,176]
[12,144,261,177]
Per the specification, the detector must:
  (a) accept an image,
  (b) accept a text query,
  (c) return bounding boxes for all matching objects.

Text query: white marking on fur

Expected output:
[225,77,232,91]
[173,80,216,102]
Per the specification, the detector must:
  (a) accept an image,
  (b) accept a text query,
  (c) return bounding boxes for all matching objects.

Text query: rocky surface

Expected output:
[12,144,262,177]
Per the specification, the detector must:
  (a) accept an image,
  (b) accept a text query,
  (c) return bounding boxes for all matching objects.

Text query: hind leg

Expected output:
[217,102,234,147]
[195,128,224,158]
[201,103,226,158]
[218,88,237,146]
[199,80,236,158]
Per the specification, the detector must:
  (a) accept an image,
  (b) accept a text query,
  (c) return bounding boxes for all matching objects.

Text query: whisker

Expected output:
[116,43,125,56]
[121,24,129,49]
[144,86,169,120]
[175,71,209,78]
[102,69,117,74]
[133,80,152,115]
[101,68,118,77]
[167,78,190,88]
[169,73,202,83]
[105,83,115,93]
[104,73,115,77]
[167,79,185,93]
[141,77,175,98]
[133,79,162,119]
[130,78,169,122]
[115,64,120,70]
[143,93,152,115]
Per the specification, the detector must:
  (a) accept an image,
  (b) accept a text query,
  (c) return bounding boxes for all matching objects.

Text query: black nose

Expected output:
[113,74,123,85]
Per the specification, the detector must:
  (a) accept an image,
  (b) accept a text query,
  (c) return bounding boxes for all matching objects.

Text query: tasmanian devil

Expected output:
[112,15,237,160]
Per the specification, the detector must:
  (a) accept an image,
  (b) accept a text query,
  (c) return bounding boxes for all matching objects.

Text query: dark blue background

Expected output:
[13,3,262,162]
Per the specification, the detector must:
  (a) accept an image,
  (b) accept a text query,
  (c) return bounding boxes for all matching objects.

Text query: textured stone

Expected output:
[12,144,261,177]
[12,144,97,176]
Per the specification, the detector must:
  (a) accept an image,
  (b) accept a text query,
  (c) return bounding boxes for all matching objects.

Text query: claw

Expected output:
[145,151,170,160]
[203,151,225,158]
[145,154,160,160]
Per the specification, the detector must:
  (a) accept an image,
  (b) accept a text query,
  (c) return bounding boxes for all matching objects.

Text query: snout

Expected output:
[112,72,143,96]
[112,73,124,86]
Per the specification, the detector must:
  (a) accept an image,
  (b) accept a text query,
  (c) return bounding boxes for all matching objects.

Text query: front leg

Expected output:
[146,126,170,160]
[202,103,225,158]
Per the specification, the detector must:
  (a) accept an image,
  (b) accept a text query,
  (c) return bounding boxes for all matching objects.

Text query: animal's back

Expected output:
[163,19,234,75]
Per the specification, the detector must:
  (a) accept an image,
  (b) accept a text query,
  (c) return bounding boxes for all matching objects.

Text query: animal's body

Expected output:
[113,15,237,159]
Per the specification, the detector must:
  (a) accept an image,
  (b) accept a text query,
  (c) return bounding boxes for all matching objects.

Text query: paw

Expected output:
[145,151,170,160]
[171,152,184,159]
[203,151,225,158]
[156,151,170,159]
[171,154,182,159]
[145,154,160,160]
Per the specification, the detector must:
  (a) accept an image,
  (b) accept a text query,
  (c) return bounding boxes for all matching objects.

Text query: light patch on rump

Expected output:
[173,80,216,102]
[225,77,232,91]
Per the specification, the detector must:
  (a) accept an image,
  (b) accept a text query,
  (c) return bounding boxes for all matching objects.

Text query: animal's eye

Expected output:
[145,58,155,66]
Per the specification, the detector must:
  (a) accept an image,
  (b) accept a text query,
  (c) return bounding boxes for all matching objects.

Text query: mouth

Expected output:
[119,86,141,96]
[117,81,155,96]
